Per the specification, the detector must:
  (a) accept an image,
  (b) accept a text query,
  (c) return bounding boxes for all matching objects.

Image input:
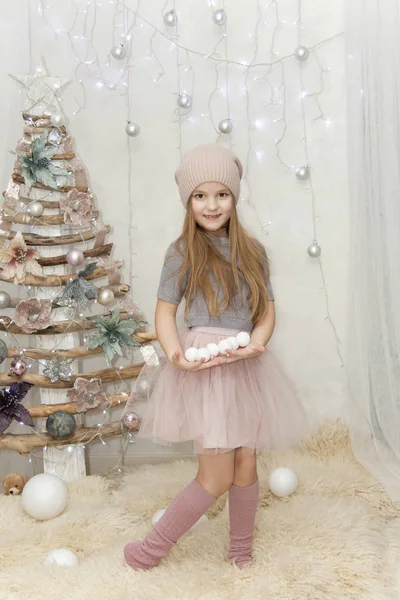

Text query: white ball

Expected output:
[50,112,64,127]
[218,339,233,355]
[206,343,220,358]
[197,347,211,362]
[236,331,251,347]
[43,548,78,567]
[227,336,240,350]
[184,347,198,362]
[21,474,68,520]
[152,508,208,532]
[268,467,298,498]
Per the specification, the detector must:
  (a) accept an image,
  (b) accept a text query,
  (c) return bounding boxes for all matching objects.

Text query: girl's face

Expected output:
[191,182,233,233]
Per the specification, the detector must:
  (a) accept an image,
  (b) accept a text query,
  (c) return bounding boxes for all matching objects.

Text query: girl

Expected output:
[124,144,310,571]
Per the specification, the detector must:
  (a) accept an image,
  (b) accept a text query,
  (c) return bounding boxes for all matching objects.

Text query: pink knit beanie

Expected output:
[174,144,243,207]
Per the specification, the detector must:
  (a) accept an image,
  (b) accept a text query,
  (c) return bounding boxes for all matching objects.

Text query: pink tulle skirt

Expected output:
[136,326,312,455]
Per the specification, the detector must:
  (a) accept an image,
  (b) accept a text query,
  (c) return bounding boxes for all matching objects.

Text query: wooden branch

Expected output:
[2,211,99,226]
[28,392,129,418]
[23,125,67,135]
[109,283,130,297]
[0,266,108,287]
[3,194,61,209]
[0,363,144,388]
[5,331,156,359]
[0,421,134,454]
[2,225,110,246]
[37,243,112,266]
[23,113,51,122]
[12,173,87,193]
[25,152,75,160]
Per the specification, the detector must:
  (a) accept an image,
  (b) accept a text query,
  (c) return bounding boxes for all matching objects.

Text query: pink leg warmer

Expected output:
[228,479,259,569]
[124,479,216,571]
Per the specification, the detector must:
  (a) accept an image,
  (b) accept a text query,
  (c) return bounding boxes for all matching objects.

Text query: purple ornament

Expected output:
[8,358,28,377]
[66,249,84,266]
[121,411,140,431]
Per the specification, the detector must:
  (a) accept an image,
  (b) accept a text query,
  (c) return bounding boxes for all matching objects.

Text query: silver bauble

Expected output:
[27,201,44,217]
[0,339,7,364]
[218,119,233,134]
[135,377,154,397]
[66,248,84,266]
[126,122,140,137]
[111,44,126,60]
[307,242,321,258]
[296,165,310,181]
[50,112,64,127]
[177,93,192,110]
[0,291,12,309]
[97,287,115,306]
[121,411,140,431]
[212,9,227,26]
[294,46,310,62]
[163,10,177,27]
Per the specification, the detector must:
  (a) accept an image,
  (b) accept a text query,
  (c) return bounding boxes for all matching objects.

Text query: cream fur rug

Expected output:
[1,421,400,600]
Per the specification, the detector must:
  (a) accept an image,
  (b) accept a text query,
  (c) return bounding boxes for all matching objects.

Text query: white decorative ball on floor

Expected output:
[43,548,78,567]
[21,473,68,520]
[227,336,240,350]
[197,347,211,362]
[206,343,220,358]
[268,467,298,498]
[152,508,208,532]
[236,331,251,347]
[184,347,199,362]
[218,338,233,355]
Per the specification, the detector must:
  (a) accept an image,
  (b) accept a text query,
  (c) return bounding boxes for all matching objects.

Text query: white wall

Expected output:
[0,0,347,477]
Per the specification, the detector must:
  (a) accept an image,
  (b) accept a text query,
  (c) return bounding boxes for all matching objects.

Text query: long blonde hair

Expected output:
[176,201,270,323]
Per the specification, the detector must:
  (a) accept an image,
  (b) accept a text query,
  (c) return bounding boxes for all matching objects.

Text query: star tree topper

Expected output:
[10,63,70,115]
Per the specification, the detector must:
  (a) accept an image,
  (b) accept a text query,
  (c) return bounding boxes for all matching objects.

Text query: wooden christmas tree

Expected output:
[0,66,155,480]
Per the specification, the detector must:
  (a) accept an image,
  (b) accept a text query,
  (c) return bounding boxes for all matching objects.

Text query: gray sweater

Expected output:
[157,236,274,332]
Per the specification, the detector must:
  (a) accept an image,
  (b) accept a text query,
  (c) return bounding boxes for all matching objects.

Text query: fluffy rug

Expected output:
[1,421,400,600]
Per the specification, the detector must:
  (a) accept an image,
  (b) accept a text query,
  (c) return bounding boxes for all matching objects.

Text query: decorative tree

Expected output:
[0,66,155,480]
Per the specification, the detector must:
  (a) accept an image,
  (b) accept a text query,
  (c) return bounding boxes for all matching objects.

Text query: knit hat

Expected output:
[174,144,243,207]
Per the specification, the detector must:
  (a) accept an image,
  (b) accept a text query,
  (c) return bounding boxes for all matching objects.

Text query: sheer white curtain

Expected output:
[346,0,400,500]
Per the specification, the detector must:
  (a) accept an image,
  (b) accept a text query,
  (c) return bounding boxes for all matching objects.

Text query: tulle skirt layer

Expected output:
[136,327,312,455]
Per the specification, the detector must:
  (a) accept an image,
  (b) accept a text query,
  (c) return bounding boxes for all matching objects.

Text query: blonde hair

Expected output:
[175,201,270,323]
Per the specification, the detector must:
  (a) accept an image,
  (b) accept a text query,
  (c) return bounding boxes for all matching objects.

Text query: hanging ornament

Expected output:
[43,359,73,383]
[50,112,64,127]
[121,411,140,431]
[27,201,44,218]
[66,248,84,266]
[294,46,309,62]
[0,291,11,309]
[0,382,34,433]
[177,93,192,110]
[163,10,177,27]
[8,358,28,377]
[46,411,77,440]
[307,241,321,258]
[97,287,115,306]
[212,9,227,26]
[218,119,233,134]
[125,122,140,137]
[135,376,154,397]
[295,165,310,181]
[0,340,7,364]
[54,263,98,308]
[111,44,126,60]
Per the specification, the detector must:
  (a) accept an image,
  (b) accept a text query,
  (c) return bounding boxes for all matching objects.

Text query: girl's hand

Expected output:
[170,351,227,371]
[224,342,265,364]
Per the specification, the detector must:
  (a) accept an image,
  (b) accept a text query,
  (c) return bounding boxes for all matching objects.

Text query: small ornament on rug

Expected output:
[67,377,107,413]
[54,262,98,308]
[0,231,42,284]
[44,548,79,567]
[43,359,73,383]
[0,382,34,434]
[8,357,28,377]
[60,188,94,225]
[88,306,147,363]
[17,130,69,189]
[2,472,28,495]
[46,410,77,440]
[13,297,52,333]
[268,467,298,498]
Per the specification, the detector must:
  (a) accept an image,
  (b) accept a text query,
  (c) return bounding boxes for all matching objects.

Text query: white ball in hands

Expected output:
[227,336,240,350]
[268,467,298,498]
[184,347,199,362]
[218,338,233,355]
[206,343,220,358]
[236,331,251,347]
[197,347,211,362]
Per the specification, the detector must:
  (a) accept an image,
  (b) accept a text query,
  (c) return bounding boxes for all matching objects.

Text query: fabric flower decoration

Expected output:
[66,377,107,413]
[43,359,73,383]
[88,306,147,363]
[0,382,34,434]
[17,131,69,189]
[0,231,43,284]
[13,297,52,333]
[60,189,94,225]
[54,262,98,308]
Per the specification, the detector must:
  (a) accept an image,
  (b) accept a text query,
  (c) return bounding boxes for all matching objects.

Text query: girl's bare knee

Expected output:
[233,448,257,486]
